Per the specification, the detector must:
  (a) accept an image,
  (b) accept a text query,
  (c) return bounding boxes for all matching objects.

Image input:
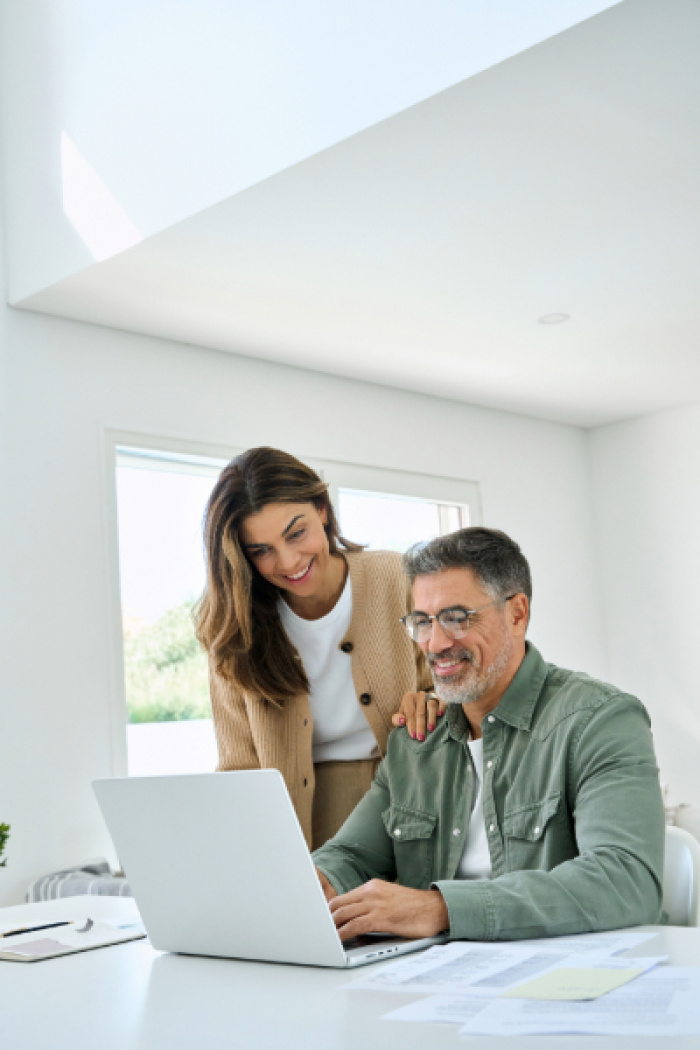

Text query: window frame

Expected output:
[104,431,482,776]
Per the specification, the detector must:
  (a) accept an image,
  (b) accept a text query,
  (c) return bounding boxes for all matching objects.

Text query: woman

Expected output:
[195,446,435,849]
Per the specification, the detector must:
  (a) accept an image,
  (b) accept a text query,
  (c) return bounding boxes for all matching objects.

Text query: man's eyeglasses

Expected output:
[400,596,516,644]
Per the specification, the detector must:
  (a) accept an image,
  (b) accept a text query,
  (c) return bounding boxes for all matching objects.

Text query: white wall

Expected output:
[589,405,700,827]
[0,270,608,904]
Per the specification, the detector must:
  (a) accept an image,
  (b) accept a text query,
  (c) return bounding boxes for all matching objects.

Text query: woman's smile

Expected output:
[282,559,314,584]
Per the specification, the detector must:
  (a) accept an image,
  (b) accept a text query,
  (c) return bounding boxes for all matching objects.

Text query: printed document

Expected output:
[456,967,700,1036]
[382,956,664,1023]
[347,931,657,998]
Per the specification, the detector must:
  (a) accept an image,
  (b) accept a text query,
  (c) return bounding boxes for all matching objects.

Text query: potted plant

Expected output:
[0,823,9,867]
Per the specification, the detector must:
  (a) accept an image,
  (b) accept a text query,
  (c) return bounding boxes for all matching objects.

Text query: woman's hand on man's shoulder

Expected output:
[391,691,446,741]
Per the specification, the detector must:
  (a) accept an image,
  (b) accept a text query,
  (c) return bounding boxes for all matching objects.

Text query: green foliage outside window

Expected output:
[123,600,211,723]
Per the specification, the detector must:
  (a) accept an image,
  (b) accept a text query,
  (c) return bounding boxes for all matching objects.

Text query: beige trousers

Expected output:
[311,757,381,851]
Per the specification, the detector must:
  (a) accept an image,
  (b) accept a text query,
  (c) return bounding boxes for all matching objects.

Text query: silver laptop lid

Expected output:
[93,770,347,967]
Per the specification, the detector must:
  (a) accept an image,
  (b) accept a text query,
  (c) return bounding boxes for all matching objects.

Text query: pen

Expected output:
[0,921,72,939]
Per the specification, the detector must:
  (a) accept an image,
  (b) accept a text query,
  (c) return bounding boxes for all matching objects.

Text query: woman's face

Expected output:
[239,501,333,597]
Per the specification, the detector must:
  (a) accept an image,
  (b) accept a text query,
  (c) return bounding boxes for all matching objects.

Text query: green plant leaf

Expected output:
[123,600,211,723]
[0,823,10,867]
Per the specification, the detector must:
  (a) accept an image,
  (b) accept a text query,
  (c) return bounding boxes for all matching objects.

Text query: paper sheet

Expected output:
[503,961,659,999]
[384,994,494,1025]
[347,934,657,997]
[2,937,69,958]
[383,994,498,1025]
[458,967,700,1036]
[511,929,657,955]
[346,942,569,995]
[381,956,664,1022]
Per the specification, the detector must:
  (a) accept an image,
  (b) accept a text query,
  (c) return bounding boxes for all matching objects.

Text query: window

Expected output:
[338,490,468,552]
[113,444,480,776]
[115,447,225,777]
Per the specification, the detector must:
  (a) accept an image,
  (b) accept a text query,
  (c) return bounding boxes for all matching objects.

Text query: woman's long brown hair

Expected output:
[194,447,362,704]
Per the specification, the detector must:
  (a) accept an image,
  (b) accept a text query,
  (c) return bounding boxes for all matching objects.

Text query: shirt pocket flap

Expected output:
[503,793,561,842]
[382,803,437,841]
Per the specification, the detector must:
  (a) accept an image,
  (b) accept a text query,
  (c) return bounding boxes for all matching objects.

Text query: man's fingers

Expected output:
[329,892,380,942]
[329,879,387,929]
[335,915,375,942]
[329,886,365,913]
[329,901,368,929]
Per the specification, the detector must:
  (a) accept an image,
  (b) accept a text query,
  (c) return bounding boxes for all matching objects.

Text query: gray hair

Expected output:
[403,527,532,602]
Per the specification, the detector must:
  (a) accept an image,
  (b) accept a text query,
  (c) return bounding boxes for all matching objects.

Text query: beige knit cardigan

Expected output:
[210,549,431,846]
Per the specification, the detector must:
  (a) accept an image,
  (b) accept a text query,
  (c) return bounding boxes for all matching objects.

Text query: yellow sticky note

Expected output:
[502,966,645,1001]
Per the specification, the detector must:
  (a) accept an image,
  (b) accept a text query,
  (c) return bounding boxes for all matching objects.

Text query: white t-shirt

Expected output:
[278,577,378,763]
[456,737,493,880]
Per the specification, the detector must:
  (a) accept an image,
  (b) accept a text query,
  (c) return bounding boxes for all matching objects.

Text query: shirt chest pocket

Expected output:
[502,793,561,871]
[382,803,437,889]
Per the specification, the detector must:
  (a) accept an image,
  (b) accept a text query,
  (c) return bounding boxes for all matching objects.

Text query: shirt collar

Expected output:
[446,642,548,738]
[491,643,548,730]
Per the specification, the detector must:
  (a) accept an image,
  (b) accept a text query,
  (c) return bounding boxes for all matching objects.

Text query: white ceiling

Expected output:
[18,0,700,428]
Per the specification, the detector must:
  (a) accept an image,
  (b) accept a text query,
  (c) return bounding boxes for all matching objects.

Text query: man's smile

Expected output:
[428,648,474,678]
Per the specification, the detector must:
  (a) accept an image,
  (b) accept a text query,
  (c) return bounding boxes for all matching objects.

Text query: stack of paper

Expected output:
[345,930,700,1037]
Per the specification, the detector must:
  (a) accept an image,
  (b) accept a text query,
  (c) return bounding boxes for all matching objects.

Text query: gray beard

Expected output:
[430,638,513,706]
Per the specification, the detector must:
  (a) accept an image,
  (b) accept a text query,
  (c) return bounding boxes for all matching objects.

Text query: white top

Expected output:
[279,577,377,763]
[456,737,493,880]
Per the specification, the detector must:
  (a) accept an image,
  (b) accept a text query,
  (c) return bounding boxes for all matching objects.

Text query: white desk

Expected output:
[2,896,700,1050]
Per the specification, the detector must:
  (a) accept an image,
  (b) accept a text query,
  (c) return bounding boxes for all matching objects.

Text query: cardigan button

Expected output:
[340,641,353,653]
[303,778,308,787]
[360,693,372,706]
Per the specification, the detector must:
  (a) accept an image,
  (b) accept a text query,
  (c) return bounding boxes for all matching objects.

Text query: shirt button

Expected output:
[486,760,493,769]
[303,778,308,787]
[303,719,308,727]
[394,828,402,838]
[340,641,353,653]
[489,823,495,833]
[534,826,541,835]
[487,715,495,723]
[360,693,372,706]
[452,828,460,837]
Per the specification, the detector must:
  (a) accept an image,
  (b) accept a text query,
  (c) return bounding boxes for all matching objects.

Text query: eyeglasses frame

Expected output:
[400,594,518,643]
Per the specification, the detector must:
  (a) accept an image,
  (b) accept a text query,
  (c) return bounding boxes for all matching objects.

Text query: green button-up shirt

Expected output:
[313,644,665,941]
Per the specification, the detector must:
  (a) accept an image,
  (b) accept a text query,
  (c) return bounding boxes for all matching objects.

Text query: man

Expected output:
[313,527,665,942]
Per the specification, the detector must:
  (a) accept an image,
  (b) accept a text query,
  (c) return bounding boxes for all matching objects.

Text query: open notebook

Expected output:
[0,919,145,962]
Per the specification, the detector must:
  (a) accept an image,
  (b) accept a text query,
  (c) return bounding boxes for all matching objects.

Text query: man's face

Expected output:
[412,567,518,708]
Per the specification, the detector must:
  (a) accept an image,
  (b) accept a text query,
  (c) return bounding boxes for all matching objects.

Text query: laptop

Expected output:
[93,769,447,968]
